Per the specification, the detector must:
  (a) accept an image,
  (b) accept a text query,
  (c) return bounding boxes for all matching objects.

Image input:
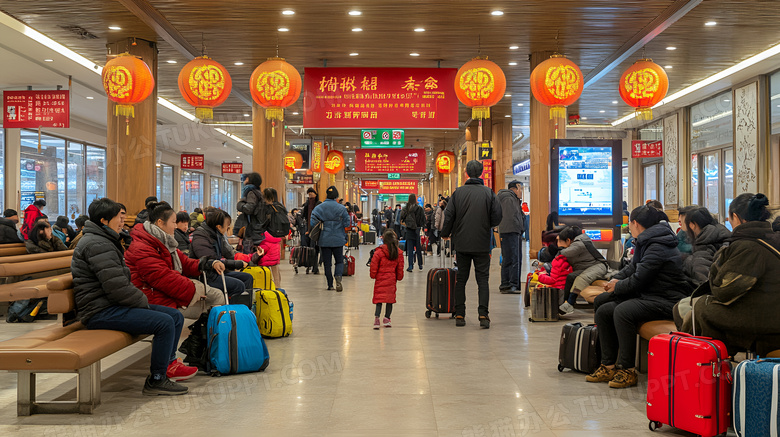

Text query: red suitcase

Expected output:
[647,332,732,436]
[343,249,356,277]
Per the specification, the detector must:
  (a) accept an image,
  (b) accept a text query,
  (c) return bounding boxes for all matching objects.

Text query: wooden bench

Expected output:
[635,320,678,373]
[0,276,147,415]
[0,254,72,284]
[0,273,72,302]
[0,243,28,257]
[0,250,74,264]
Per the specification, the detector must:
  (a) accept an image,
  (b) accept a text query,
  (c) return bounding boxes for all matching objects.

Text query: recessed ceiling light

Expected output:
[599,110,606,113]
[349,10,362,16]
[505,94,512,97]
[108,26,121,30]
[352,27,362,32]
[166,60,177,64]
[234,62,244,66]
[491,10,504,16]
[664,65,673,69]
[196,147,201,150]
[236,156,241,159]
[509,45,519,50]
[517,103,523,106]
[292,112,299,115]
[243,114,250,117]
[282,10,295,15]
[582,117,588,120]
[508,62,518,66]
[612,100,618,104]
[705,21,717,26]
[504,115,511,118]
[414,28,425,32]
[410,53,420,57]
[666,46,677,50]
[85,96,94,100]
[350,52,359,56]
[278,27,289,32]
[44,59,53,62]
[723,99,731,102]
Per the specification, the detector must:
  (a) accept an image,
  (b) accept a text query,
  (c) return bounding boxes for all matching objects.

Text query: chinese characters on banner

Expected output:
[184,180,200,191]
[181,154,205,169]
[3,90,70,128]
[361,180,380,190]
[303,68,459,129]
[378,180,418,194]
[481,160,494,190]
[291,172,314,184]
[312,140,323,173]
[631,140,663,158]
[221,162,243,174]
[355,148,426,173]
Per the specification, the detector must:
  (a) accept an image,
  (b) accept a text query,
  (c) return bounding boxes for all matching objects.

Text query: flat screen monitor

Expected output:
[550,139,622,235]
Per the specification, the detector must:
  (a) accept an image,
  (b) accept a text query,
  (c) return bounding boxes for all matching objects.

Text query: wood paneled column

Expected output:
[252,102,285,196]
[529,51,566,257]
[106,38,157,216]
[492,120,513,193]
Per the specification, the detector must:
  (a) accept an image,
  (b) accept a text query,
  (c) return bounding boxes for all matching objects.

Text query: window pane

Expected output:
[691,154,699,206]
[156,164,173,205]
[771,71,780,135]
[0,128,4,213]
[659,164,665,207]
[704,152,720,217]
[723,148,734,226]
[86,146,106,209]
[20,130,65,218]
[211,177,220,209]
[67,142,84,222]
[691,92,733,152]
[644,165,657,203]
[180,171,203,213]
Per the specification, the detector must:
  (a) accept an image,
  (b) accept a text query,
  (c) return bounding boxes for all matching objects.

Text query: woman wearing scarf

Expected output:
[125,202,226,318]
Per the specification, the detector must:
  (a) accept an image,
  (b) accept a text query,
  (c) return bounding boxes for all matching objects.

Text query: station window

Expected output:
[180,171,204,214]
[86,145,106,206]
[156,164,174,206]
[638,121,664,206]
[690,92,733,222]
[210,176,238,217]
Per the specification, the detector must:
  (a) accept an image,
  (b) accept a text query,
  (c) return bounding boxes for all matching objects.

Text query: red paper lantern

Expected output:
[324,150,345,175]
[435,150,456,174]
[619,59,669,121]
[530,54,583,119]
[454,57,506,120]
[102,53,155,134]
[178,56,232,120]
[250,58,302,122]
[283,150,303,174]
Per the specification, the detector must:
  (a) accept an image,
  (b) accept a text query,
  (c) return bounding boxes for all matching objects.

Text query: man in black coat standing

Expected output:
[442,160,502,329]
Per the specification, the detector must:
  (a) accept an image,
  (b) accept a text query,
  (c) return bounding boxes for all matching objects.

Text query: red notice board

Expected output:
[3,90,70,128]
[303,68,459,129]
[631,140,663,158]
[222,162,243,174]
[354,148,426,173]
[181,154,205,170]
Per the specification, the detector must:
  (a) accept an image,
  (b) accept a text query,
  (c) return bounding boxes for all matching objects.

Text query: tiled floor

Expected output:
[0,243,704,436]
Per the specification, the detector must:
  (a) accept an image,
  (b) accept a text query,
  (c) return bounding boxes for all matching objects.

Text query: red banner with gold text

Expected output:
[303,68,458,129]
[378,180,418,194]
[354,148,426,173]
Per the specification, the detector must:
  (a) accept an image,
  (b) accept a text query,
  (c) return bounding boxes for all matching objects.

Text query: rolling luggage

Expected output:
[254,288,292,338]
[647,332,731,436]
[557,322,600,374]
[244,266,275,290]
[528,285,561,322]
[364,231,376,245]
[346,227,360,248]
[733,358,780,437]
[207,273,270,375]
[524,270,541,308]
[295,246,317,268]
[425,251,456,319]
[343,249,356,276]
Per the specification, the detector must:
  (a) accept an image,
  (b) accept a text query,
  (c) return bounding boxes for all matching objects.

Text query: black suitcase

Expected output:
[364,231,376,245]
[557,322,600,373]
[295,246,316,268]
[425,252,456,319]
[347,232,360,249]
[529,285,561,322]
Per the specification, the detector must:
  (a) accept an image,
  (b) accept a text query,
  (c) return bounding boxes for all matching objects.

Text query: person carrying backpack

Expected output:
[259,188,286,286]
[400,194,426,272]
[237,172,267,253]
[370,229,405,329]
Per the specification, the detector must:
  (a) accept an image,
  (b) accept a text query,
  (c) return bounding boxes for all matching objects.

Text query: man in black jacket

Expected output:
[73,198,195,396]
[497,181,524,293]
[401,194,426,271]
[442,160,502,328]
[0,209,22,244]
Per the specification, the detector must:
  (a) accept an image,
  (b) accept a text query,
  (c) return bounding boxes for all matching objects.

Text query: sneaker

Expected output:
[419,265,423,271]
[312,270,320,275]
[143,376,188,396]
[327,286,335,291]
[306,267,311,274]
[383,317,392,328]
[559,302,575,315]
[609,369,638,389]
[479,316,490,329]
[455,316,466,327]
[373,317,380,330]
[166,358,198,382]
[335,276,343,292]
[585,364,617,383]
[407,267,413,272]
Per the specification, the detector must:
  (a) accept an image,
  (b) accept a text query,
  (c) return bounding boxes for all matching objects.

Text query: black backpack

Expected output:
[265,202,290,238]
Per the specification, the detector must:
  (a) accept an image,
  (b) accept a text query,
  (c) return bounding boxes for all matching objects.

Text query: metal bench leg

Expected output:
[77,362,100,414]
[17,371,35,416]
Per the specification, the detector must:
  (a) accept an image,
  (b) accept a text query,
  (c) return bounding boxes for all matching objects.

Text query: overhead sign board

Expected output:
[378,180,418,194]
[361,129,404,148]
[631,140,663,158]
[355,148,426,173]
[181,154,205,170]
[221,162,243,174]
[3,90,70,128]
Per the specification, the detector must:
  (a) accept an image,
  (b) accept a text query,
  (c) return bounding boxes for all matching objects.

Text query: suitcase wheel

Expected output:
[557,364,564,372]
[648,421,662,432]
[425,310,432,319]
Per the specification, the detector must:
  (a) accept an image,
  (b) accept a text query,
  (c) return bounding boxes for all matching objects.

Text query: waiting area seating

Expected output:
[0,250,73,284]
[0,243,28,257]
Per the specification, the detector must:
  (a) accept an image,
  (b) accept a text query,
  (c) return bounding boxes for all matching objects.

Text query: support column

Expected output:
[106,38,157,216]
[492,120,513,192]
[252,102,285,197]
[529,51,566,257]
[4,129,21,211]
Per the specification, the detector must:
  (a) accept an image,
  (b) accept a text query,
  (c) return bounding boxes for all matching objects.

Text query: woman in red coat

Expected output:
[369,229,405,329]
[537,254,573,289]
[125,202,225,315]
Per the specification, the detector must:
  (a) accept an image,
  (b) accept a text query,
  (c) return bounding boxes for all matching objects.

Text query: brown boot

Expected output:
[585,364,616,383]
[608,368,638,389]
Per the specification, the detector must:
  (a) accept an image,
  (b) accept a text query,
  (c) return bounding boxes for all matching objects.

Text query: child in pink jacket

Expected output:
[537,254,573,289]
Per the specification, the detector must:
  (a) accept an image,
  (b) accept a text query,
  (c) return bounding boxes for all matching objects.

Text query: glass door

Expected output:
[702,151,720,219]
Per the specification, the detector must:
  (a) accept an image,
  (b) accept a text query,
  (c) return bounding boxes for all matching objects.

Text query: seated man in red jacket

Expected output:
[125,202,228,318]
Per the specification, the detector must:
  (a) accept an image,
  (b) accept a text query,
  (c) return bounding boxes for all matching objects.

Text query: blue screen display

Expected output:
[558,147,613,216]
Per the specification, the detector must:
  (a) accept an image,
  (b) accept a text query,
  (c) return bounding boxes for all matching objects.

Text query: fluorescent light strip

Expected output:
[215,129,253,149]
[613,40,780,126]
[157,97,197,122]
[691,110,732,128]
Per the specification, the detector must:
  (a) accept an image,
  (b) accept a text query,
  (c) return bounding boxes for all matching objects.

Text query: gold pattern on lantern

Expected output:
[459,68,495,100]
[623,68,661,100]
[103,66,133,100]
[189,64,226,101]
[544,65,580,101]
[256,70,291,101]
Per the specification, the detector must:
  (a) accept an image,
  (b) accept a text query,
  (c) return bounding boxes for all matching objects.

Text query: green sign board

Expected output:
[395,194,415,202]
[387,173,400,179]
[361,129,404,148]
[379,194,391,202]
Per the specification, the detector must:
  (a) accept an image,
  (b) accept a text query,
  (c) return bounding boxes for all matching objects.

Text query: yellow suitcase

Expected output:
[360,223,369,232]
[243,266,276,290]
[254,289,292,338]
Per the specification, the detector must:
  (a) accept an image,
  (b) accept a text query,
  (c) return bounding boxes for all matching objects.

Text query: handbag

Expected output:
[309,221,324,245]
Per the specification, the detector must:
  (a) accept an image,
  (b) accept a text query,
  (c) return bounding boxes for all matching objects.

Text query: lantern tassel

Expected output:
[636,107,653,121]
[125,117,130,136]
[265,107,284,121]
[472,106,490,120]
[196,107,214,120]
[549,105,567,120]
[115,104,134,118]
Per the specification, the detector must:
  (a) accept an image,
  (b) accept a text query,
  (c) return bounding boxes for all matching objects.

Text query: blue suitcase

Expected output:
[207,274,270,375]
[733,358,780,437]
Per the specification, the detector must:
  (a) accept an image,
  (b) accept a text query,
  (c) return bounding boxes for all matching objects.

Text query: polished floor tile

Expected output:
[0,242,705,435]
